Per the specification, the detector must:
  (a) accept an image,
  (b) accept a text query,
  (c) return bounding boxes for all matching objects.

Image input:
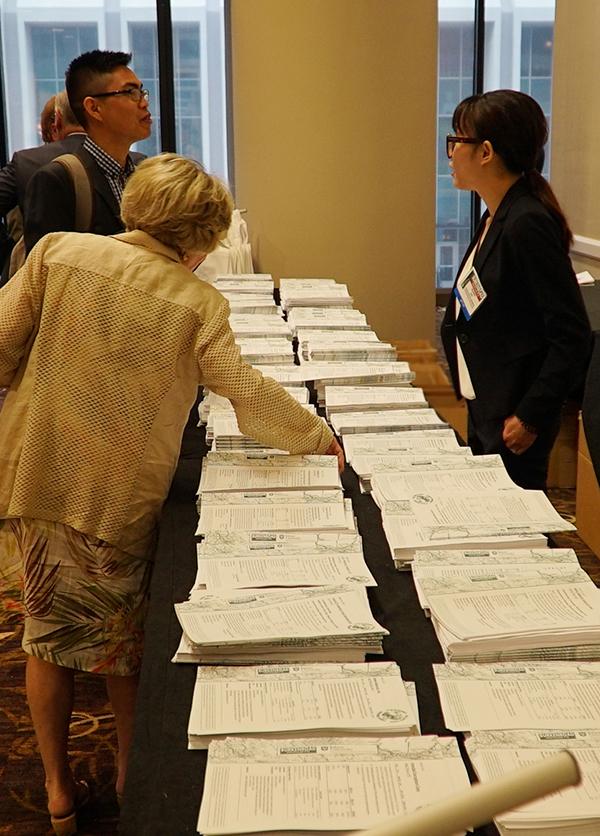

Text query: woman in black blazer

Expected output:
[441,90,591,490]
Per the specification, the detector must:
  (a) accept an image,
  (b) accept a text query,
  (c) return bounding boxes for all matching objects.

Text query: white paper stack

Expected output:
[187,661,418,748]
[197,735,471,835]
[412,547,576,612]
[228,314,293,340]
[324,385,428,416]
[222,293,281,315]
[208,410,317,451]
[434,661,600,732]
[280,281,354,311]
[301,339,397,363]
[287,307,370,335]
[214,277,274,295]
[343,428,460,461]
[196,489,352,534]
[330,407,448,435]
[424,567,600,661]
[198,452,340,494]
[198,386,310,426]
[174,585,389,664]
[370,464,573,567]
[466,730,600,835]
[236,337,295,365]
[217,272,273,283]
[197,530,364,557]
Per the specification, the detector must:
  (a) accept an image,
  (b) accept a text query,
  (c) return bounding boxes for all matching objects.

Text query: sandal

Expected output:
[50,779,91,836]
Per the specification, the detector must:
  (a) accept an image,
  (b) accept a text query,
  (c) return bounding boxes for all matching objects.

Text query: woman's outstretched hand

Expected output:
[325,437,346,473]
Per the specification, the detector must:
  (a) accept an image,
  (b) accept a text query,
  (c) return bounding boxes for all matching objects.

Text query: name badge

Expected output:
[453,266,487,321]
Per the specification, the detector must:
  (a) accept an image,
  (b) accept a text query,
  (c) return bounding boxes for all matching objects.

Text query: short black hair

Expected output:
[66,50,132,128]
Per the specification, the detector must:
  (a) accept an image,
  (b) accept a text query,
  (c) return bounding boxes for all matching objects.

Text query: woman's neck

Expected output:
[478,171,521,217]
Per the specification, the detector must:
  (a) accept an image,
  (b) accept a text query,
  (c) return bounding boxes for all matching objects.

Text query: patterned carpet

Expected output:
[1,488,598,834]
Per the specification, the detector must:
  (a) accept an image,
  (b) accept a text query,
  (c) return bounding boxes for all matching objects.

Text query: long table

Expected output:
[119,410,498,836]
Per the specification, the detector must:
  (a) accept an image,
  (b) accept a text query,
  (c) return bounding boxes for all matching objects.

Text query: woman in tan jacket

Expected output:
[0,153,342,834]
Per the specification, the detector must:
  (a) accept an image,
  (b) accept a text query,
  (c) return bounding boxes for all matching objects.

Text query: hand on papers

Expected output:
[502,414,537,455]
[326,436,346,473]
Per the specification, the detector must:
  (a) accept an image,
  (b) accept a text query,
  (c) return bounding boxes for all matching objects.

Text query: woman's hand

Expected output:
[502,415,538,456]
[325,437,346,473]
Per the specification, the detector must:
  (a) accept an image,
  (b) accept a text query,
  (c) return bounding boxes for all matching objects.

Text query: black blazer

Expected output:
[0,133,87,217]
[441,178,591,431]
[23,146,145,254]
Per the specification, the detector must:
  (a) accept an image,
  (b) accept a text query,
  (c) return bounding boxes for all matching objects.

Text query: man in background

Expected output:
[24,49,151,253]
[0,91,86,282]
[0,91,86,221]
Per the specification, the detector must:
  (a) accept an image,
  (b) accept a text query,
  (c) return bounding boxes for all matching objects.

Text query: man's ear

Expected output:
[82,95,103,125]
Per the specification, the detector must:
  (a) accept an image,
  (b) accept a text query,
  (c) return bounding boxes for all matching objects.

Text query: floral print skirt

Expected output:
[2,518,152,676]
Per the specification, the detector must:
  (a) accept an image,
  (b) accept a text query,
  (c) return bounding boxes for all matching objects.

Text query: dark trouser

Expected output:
[466,399,560,491]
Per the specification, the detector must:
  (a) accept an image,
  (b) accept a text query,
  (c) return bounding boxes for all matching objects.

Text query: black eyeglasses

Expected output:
[90,87,150,104]
[446,134,480,159]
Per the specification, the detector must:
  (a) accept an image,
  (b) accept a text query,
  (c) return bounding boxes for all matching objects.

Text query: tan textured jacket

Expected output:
[0,231,333,557]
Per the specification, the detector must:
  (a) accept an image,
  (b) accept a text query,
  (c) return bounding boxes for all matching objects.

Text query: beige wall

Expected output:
[552,0,600,274]
[229,0,437,342]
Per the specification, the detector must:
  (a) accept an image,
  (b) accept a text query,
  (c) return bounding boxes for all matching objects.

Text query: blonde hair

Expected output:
[121,153,233,257]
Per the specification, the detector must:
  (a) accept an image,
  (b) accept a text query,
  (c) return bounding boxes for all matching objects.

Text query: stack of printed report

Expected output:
[279,277,354,310]
[287,306,370,335]
[466,731,600,835]
[324,385,428,416]
[368,457,573,566]
[198,387,310,425]
[433,660,600,733]
[228,313,293,340]
[197,735,471,835]
[329,406,448,435]
[411,547,574,613]
[213,274,274,295]
[174,585,388,664]
[423,564,600,661]
[342,428,465,492]
[187,661,419,748]
[221,293,281,315]
[300,336,397,363]
[235,337,295,365]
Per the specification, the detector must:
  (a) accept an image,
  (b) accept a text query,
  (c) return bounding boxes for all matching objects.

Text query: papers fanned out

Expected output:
[466,731,600,834]
[196,490,351,534]
[434,661,600,732]
[188,662,418,748]
[198,735,471,835]
[174,586,388,664]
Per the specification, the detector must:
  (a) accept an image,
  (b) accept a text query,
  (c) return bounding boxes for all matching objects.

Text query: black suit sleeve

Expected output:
[507,212,592,428]
[23,163,76,254]
[0,156,18,217]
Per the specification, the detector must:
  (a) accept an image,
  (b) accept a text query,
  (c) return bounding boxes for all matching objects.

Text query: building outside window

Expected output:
[0,0,228,182]
[436,0,556,289]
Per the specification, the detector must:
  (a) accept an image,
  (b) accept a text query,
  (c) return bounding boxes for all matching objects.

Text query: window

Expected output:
[436,0,556,290]
[0,1,229,182]
[29,24,98,138]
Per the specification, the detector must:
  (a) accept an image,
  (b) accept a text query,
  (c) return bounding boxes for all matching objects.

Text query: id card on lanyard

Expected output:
[453,265,487,321]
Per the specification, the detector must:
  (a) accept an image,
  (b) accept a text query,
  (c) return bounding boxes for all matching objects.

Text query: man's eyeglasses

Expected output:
[446,134,480,159]
[90,87,150,104]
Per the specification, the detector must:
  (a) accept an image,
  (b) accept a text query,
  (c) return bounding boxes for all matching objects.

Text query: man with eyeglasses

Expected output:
[23,50,151,253]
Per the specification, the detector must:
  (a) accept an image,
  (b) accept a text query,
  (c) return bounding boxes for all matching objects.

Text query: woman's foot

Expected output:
[48,779,91,835]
